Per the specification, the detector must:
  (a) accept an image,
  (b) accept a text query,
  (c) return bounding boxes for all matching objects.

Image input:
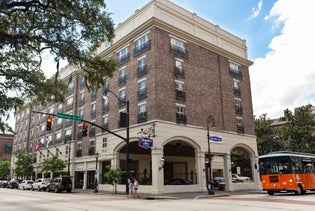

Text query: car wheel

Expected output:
[32,187,34,191]
[55,187,58,193]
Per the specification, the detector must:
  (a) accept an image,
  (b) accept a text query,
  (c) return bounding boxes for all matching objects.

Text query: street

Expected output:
[1,188,315,211]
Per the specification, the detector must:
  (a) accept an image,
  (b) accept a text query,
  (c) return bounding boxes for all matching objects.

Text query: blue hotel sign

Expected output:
[209,136,222,143]
[138,137,153,149]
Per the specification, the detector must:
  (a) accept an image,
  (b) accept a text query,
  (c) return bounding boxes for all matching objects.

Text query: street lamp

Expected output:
[94,152,99,193]
[104,90,130,195]
[206,115,216,195]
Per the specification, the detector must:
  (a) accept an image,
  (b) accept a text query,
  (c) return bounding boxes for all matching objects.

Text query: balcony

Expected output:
[137,89,147,100]
[170,44,188,58]
[230,68,243,79]
[176,90,186,101]
[118,98,126,107]
[176,113,187,124]
[175,67,185,79]
[137,112,147,123]
[133,40,151,57]
[137,65,147,77]
[117,52,130,66]
[89,128,95,137]
[102,123,108,132]
[79,98,84,105]
[91,92,97,101]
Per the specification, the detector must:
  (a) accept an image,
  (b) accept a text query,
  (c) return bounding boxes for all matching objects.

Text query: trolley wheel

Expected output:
[267,191,274,195]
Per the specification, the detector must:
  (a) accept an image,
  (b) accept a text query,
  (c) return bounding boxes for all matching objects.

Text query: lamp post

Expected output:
[94,152,99,193]
[104,90,130,195]
[206,115,216,195]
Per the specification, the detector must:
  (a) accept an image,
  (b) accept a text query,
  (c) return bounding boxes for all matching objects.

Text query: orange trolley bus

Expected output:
[259,151,315,195]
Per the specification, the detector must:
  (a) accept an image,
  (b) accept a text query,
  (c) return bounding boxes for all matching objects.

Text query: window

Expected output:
[176,105,187,124]
[170,37,188,57]
[79,76,85,89]
[102,116,108,130]
[233,80,241,96]
[117,46,130,65]
[134,34,150,56]
[102,97,109,112]
[119,89,126,106]
[102,137,108,148]
[64,128,72,142]
[175,59,185,78]
[66,97,73,111]
[79,92,84,105]
[79,108,84,118]
[91,87,97,100]
[236,118,244,133]
[229,62,242,79]
[56,118,62,129]
[118,68,127,85]
[138,80,146,99]
[235,99,242,115]
[90,103,96,117]
[137,57,147,76]
[138,103,147,123]
[67,81,74,94]
[76,142,82,157]
[89,140,95,155]
[175,81,186,101]
[104,41,111,49]
[57,104,63,113]
[55,132,62,144]
[103,78,109,94]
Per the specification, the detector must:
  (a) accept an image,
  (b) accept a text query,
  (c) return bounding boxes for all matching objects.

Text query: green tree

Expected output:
[14,150,33,178]
[40,155,66,177]
[0,1,116,132]
[104,165,121,194]
[255,114,283,155]
[0,160,11,179]
[280,104,315,153]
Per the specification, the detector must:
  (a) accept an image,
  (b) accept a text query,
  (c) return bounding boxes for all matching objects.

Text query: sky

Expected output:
[39,0,315,122]
[97,0,315,120]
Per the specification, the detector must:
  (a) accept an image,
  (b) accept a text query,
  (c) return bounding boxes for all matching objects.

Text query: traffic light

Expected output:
[46,117,52,131]
[82,123,88,137]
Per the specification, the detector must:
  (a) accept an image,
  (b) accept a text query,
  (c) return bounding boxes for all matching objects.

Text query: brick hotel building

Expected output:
[12,0,260,194]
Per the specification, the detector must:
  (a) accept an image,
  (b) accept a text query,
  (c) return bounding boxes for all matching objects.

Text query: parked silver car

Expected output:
[18,180,34,190]
[32,178,50,191]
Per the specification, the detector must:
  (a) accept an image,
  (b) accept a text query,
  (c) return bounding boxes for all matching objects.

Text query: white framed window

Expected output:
[119,89,126,100]
[175,59,183,70]
[171,37,186,50]
[119,68,126,77]
[176,80,184,91]
[103,115,108,125]
[233,80,240,89]
[139,103,146,113]
[117,46,129,59]
[229,62,240,72]
[135,34,149,49]
[176,104,185,115]
[102,137,108,148]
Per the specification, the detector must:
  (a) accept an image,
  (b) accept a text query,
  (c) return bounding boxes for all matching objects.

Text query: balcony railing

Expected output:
[234,88,241,96]
[176,90,186,101]
[133,40,151,57]
[235,106,243,115]
[89,128,95,137]
[118,75,127,85]
[175,67,185,79]
[176,113,187,124]
[102,103,109,113]
[90,110,96,118]
[76,149,82,157]
[237,125,244,134]
[137,89,147,100]
[91,92,97,101]
[137,112,147,123]
[137,65,147,77]
[117,52,130,66]
[170,44,189,58]
[88,147,95,156]
[230,69,243,79]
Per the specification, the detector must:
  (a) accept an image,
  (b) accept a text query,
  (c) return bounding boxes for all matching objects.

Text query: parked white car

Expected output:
[32,178,50,191]
[232,174,251,182]
[18,180,34,190]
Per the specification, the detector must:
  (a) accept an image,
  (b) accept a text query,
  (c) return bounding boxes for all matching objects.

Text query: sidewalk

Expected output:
[73,189,265,200]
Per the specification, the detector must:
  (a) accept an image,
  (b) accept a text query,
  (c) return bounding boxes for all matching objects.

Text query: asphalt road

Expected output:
[1,188,315,211]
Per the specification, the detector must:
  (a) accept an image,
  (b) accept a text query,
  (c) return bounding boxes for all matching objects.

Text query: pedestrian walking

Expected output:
[133,178,139,199]
[128,178,133,198]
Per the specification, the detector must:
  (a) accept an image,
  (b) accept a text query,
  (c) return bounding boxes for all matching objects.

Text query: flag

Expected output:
[45,136,50,148]
[35,140,42,151]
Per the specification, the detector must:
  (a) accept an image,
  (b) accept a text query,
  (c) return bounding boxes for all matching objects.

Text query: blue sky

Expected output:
[102,0,315,119]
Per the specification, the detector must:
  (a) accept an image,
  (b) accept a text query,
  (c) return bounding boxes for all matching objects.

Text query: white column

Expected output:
[151,147,164,194]
[196,150,206,192]
[224,153,232,191]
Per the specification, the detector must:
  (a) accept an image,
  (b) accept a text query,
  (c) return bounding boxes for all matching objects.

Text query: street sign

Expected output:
[57,113,81,121]
[209,136,222,143]
[138,137,153,149]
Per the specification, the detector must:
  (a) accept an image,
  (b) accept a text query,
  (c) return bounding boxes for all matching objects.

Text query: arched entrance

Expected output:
[163,140,197,185]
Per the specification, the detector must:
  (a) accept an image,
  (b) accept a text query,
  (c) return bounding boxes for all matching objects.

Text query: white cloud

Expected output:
[248,0,263,20]
[250,0,315,119]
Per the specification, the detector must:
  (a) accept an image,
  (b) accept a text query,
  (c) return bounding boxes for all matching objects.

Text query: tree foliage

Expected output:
[255,104,315,155]
[40,155,66,175]
[280,105,315,153]
[104,165,121,193]
[255,114,283,155]
[14,150,33,178]
[0,160,11,179]
[0,0,117,132]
